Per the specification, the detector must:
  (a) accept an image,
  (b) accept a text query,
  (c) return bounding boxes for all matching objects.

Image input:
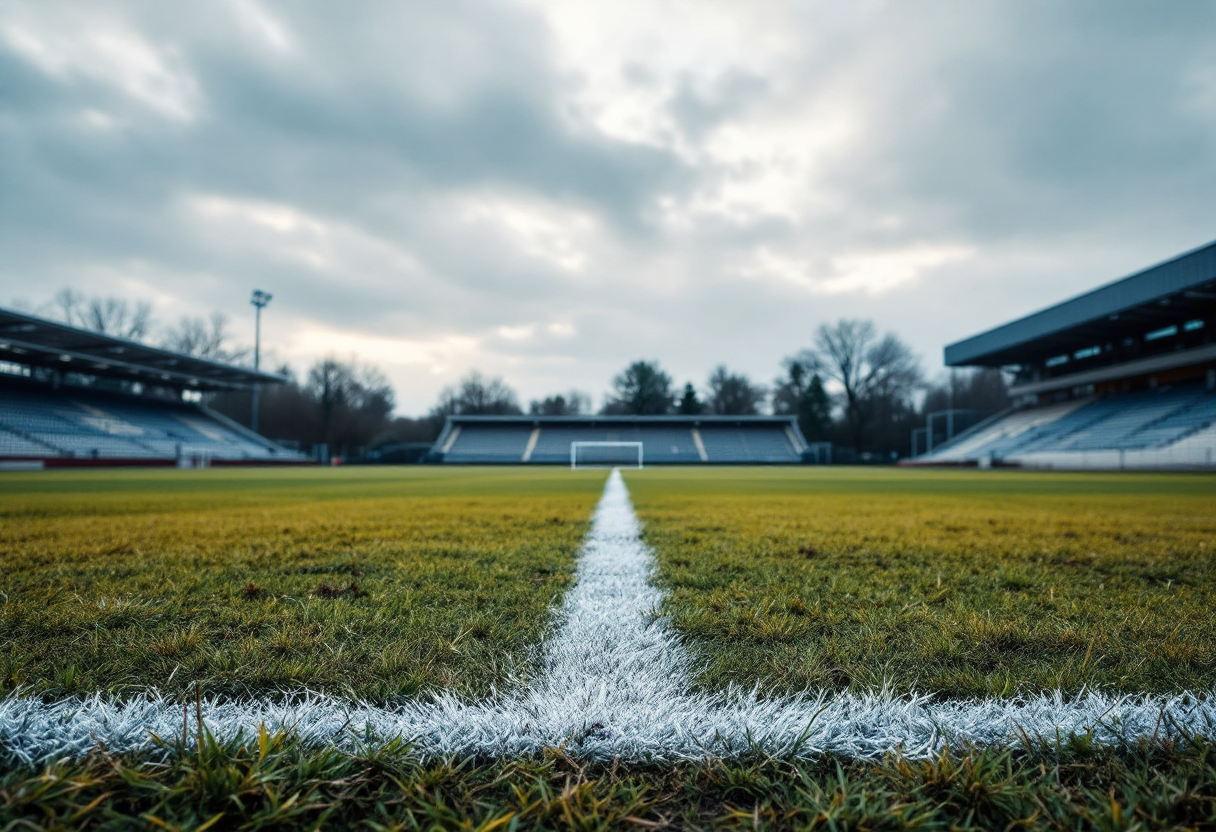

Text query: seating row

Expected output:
[925,384,1214,463]
[0,384,301,461]
[440,423,801,463]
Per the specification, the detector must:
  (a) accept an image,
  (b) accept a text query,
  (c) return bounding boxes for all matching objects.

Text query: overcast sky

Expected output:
[2,1,1214,414]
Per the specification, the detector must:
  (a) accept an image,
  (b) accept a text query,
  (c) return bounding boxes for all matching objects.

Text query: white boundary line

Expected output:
[2,470,1214,765]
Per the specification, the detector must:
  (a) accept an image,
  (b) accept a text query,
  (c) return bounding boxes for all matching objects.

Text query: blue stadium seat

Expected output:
[0,383,303,461]
[442,426,533,462]
[925,384,1215,464]
[438,419,802,464]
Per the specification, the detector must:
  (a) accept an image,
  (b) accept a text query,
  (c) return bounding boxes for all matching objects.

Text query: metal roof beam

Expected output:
[0,307,287,390]
[945,240,1216,366]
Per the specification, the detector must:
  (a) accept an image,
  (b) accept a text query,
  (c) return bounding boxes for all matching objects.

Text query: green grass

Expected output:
[5,465,1214,702]
[626,467,1216,699]
[5,465,1216,827]
[0,467,606,701]
[3,730,1214,829]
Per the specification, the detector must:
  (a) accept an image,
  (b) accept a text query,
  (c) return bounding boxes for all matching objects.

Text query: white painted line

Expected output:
[2,470,1214,764]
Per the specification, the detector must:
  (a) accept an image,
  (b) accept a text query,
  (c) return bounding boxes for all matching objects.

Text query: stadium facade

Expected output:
[431,415,810,464]
[0,307,306,467]
[918,240,1216,469]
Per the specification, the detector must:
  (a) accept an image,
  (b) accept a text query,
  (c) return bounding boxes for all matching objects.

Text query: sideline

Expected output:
[2,470,1214,763]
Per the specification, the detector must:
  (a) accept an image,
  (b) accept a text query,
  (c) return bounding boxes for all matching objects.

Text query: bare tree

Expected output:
[52,289,84,326]
[431,371,522,418]
[161,312,250,363]
[801,319,922,453]
[53,288,153,341]
[705,365,766,415]
[921,368,1011,417]
[529,391,591,416]
[305,357,395,453]
[209,358,399,456]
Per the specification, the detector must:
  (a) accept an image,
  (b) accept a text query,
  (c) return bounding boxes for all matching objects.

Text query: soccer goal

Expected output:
[570,441,644,469]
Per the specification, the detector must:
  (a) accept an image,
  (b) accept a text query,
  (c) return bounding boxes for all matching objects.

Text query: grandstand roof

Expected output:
[0,307,287,390]
[945,240,1216,367]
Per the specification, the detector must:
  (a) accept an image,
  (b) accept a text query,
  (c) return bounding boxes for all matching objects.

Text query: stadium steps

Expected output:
[916,406,1012,459]
[1042,388,1203,452]
[438,425,461,453]
[1138,391,1215,448]
[921,399,1089,462]
[690,427,708,461]
[784,424,807,454]
[930,384,1215,468]
[1010,401,1126,455]
[1023,387,1212,454]
[443,426,534,462]
[698,426,799,463]
[438,421,800,464]
[521,427,541,462]
[64,399,231,459]
[197,405,300,458]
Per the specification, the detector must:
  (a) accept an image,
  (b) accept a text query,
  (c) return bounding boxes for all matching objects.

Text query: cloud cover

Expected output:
[2,0,1214,412]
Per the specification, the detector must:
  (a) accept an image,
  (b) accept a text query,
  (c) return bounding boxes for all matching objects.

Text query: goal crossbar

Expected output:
[570,441,644,469]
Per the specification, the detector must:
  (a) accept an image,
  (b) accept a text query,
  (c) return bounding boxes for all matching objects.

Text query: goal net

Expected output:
[570,441,644,469]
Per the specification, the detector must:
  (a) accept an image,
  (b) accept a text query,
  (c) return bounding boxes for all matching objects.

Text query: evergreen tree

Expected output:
[772,358,832,440]
[676,382,703,415]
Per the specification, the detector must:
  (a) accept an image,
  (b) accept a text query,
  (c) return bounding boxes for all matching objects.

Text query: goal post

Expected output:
[570,441,644,469]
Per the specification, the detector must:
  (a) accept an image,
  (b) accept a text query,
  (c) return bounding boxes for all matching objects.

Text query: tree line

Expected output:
[428,320,1008,460]
[27,289,1010,459]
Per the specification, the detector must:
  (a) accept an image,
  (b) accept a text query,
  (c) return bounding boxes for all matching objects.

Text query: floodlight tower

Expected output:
[250,289,273,434]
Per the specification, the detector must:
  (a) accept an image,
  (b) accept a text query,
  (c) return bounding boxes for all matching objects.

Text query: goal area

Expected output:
[570,441,643,469]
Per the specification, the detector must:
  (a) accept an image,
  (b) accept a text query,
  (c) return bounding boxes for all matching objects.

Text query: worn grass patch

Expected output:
[0,467,606,701]
[2,729,1214,829]
[627,467,1216,699]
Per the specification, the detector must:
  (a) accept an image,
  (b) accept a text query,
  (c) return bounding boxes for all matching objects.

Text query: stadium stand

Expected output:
[916,240,1216,470]
[0,307,305,466]
[0,382,293,462]
[438,424,533,463]
[432,416,806,464]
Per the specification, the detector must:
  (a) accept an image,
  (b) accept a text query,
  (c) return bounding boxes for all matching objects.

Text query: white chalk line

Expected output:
[2,470,1214,765]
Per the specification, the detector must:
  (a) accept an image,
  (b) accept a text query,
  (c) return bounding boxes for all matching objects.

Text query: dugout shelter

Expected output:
[0,306,306,467]
[918,240,1216,469]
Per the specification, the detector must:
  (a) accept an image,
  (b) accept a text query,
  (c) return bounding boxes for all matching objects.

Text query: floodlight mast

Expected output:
[250,289,272,434]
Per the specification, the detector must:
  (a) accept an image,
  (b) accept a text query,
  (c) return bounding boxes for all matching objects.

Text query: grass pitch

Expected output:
[4,466,1213,702]
[0,467,605,701]
[626,467,1216,699]
[3,464,1216,828]
[4,730,1214,830]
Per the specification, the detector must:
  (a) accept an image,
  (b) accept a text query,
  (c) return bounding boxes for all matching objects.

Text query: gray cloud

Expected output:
[2,0,1213,412]
[668,70,770,140]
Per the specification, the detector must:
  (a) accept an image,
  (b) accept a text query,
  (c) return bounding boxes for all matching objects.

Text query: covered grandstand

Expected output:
[918,241,1216,469]
[0,307,307,467]
[431,415,808,464]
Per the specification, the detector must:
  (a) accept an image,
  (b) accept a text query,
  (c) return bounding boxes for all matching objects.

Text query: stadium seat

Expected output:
[0,383,304,462]
[923,384,1215,468]
[437,419,802,464]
